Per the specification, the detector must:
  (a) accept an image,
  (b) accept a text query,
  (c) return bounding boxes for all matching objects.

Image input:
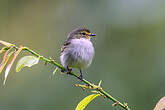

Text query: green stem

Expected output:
[22,47,130,110]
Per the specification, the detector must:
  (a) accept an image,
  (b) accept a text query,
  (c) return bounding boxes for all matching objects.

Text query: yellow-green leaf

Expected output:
[75,94,100,110]
[0,40,14,47]
[154,97,165,110]
[0,47,15,73]
[16,56,39,72]
[0,47,9,54]
[4,46,23,85]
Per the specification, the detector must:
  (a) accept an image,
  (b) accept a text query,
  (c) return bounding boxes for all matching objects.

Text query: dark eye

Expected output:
[81,32,86,35]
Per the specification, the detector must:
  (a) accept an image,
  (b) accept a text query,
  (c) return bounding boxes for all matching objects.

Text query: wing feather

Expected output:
[61,41,71,54]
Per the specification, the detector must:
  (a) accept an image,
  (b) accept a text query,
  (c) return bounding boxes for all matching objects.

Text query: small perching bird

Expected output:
[60,27,96,80]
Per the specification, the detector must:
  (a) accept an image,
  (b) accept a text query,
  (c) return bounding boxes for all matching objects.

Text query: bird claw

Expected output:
[79,74,83,81]
[66,69,72,74]
[66,66,72,74]
[79,70,83,81]
[61,66,72,74]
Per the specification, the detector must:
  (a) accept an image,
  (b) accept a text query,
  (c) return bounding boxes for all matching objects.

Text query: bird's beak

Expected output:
[89,33,96,37]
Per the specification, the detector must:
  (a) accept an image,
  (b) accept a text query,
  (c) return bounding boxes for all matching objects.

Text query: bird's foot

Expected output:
[66,66,72,74]
[61,66,72,74]
[79,69,83,81]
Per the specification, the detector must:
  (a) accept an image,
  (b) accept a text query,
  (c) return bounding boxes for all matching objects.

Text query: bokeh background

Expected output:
[0,0,165,110]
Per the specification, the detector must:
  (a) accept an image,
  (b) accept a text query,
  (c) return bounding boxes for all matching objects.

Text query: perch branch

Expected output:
[22,47,130,110]
[0,41,130,110]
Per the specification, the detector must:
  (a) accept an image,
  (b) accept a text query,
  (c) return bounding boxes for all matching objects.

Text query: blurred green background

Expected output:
[0,0,165,110]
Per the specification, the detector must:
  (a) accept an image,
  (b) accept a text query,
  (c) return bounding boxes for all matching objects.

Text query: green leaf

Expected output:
[75,94,100,110]
[16,56,39,72]
[154,97,165,110]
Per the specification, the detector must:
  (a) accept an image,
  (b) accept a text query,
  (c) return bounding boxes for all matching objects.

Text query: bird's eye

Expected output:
[81,32,86,35]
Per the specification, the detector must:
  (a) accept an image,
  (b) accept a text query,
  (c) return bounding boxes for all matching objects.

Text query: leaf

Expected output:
[3,46,23,85]
[0,47,8,54]
[16,56,39,72]
[75,94,100,110]
[0,47,15,73]
[154,97,165,110]
[0,40,14,47]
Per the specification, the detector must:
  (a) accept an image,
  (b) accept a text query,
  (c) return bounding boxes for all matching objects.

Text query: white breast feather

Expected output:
[60,38,94,69]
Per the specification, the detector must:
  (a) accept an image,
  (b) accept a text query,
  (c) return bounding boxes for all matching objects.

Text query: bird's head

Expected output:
[67,27,96,40]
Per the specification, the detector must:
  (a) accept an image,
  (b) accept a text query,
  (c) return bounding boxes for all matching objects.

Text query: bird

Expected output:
[60,27,96,80]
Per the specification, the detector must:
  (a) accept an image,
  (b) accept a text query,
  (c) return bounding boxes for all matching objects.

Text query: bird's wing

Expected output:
[61,41,71,54]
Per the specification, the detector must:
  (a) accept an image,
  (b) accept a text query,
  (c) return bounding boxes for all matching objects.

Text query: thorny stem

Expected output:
[21,47,130,110]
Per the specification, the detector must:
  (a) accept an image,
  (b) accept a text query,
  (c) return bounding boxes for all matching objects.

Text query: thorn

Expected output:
[53,67,58,75]
[123,102,128,108]
[39,55,43,59]
[98,80,102,87]
[86,84,92,89]
[112,101,119,107]
[82,88,86,91]
[91,90,98,94]
[88,86,92,89]
[98,87,102,91]
[75,84,80,87]
[49,57,54,62]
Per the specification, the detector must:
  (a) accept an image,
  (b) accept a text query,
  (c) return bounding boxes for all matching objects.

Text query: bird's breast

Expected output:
[70,38,93,49]
[68,38,94,68]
